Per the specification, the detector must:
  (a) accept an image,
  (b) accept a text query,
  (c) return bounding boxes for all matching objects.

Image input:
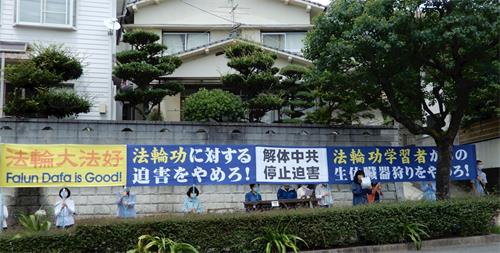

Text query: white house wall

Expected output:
[0,0,116,120]
[210,30,232,41]
[170,51,296,78]
[474,138,500,169]
[240,28,261,42]
[133,0,312,26]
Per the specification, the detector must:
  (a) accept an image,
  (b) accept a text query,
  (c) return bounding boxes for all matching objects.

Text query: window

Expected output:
[162,32,209,55]
[262,32,307,54]
[17,0,75,27]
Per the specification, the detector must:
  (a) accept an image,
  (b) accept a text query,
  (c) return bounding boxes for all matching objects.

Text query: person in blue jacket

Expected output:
[352,170,371,206]
[116,187,136,218]
[245,184,262,202]
[421,181,436,201]
[277,185,297,200]
[245,184,262,212]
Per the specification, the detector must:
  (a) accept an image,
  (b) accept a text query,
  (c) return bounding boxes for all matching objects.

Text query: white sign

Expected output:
[256,147,329,183]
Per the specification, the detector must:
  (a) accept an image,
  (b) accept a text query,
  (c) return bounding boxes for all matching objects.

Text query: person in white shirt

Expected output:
[297,184,311,199]
[315,183,333,208]
[54,188,76,229]
[0,192,7,231]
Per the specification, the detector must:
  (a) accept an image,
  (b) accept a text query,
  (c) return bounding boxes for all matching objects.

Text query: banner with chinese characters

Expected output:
[0,144,126,187]
[328,145,476,183]
[255,146,329,184]
[127,145,255,186]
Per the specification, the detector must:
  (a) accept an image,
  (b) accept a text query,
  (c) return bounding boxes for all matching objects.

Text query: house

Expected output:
[119,0,326,121]
[0,0,119,120]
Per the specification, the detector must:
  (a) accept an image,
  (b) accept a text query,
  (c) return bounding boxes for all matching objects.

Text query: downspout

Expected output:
[0,52,5,117]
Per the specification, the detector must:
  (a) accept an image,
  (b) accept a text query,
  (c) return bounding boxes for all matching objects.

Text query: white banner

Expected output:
[256,147,329,183]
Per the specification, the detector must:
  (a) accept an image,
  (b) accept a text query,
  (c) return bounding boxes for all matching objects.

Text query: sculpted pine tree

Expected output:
[275,65,315,123]
[114,30,184,120]
[222,43,283,122]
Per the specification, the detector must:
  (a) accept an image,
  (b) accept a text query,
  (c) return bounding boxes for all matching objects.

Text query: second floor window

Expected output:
[17,0,74,27]
[262,32,306,54]
[163,32,209,55]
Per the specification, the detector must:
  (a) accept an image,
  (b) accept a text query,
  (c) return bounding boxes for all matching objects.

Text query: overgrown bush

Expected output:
[183,89,245,122]
[0,198,498,253]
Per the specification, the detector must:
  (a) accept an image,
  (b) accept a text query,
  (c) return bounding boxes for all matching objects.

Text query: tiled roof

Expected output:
[298,0,327,8]
[127,0,326,10]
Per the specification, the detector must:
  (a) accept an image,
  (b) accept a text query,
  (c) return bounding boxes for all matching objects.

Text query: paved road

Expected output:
[393,243,500,253]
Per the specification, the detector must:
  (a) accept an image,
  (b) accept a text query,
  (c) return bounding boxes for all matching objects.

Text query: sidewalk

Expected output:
[391,242,500,253]
[304,234,500,253]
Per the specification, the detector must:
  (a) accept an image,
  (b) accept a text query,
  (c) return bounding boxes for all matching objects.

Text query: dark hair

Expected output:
[123,187,130,196]
[186,186,200,197]
[353,170,365,183]
[249,184,256,189]
[59,187,71,198]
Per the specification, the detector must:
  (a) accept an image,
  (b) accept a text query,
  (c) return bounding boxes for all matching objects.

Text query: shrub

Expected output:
[17,213,52,234]
[252,225,307,253]
[127,234,199,253]
[401,223,429,250]
[0,198,498,253]
[36,89,91,119]
[183,89,245,122]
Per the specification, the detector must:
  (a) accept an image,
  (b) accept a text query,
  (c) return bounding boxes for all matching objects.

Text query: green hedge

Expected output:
[1,198,498,253]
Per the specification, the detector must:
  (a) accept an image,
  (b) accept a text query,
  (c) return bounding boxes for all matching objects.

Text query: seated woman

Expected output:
[116,187,136,218]
[245,184,262,212]
[54,187,76,229]
[245,184,262,202]
[277,185,297,200]
[182,186,203,214]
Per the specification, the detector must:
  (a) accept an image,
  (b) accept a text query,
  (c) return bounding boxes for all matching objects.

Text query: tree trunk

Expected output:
[435,138,453,200]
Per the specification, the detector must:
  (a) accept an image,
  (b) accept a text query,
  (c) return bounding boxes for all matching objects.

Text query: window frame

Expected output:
[261,32,287,50]
[15,0,75,29]
[162,32,210,55]
[261,32,306,53]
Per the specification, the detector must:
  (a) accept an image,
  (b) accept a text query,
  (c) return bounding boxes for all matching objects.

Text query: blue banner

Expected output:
[127,145,255,186]
[126,145,476,186]
[328,145,476,183]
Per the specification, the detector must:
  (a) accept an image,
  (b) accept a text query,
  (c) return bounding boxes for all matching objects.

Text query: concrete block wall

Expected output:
[0,119,401,223]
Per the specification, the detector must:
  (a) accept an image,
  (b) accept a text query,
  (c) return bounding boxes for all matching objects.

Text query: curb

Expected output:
[304,234,500,253]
